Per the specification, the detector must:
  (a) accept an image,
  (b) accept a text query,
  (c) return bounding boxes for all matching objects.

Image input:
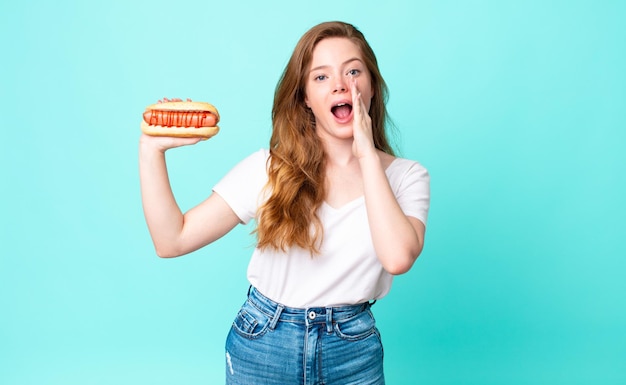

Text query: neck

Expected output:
[321,138,356,168]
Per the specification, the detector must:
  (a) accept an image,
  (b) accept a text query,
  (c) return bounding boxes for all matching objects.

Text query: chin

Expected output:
[333,127,355,140]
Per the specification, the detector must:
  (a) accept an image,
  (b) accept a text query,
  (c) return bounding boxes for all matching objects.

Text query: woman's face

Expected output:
[305,37,374,143]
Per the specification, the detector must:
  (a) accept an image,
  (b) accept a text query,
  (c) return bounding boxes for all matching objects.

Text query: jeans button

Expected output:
[308,311,316,320]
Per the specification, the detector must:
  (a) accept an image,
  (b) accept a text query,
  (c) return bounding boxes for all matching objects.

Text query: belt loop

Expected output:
[269,304,284,331]
[325,307,333,333]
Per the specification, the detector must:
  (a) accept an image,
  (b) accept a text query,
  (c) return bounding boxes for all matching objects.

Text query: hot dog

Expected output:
[141,101,220,138]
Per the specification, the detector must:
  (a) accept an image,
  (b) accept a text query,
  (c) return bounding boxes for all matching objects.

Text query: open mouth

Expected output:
[331,102,353,119]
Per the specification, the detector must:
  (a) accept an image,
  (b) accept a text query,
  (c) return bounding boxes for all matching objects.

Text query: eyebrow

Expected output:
[309,57,363,73]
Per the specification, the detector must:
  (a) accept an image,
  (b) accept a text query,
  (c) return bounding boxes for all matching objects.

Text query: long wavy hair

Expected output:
[255,21,395,254]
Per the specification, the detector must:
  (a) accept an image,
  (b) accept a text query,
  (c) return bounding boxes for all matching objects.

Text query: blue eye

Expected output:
[315,75,327,81]
[348,69,360,77]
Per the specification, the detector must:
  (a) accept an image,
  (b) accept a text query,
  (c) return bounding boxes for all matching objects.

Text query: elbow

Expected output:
[383,258,415,275]
[155,249,177,259]
[154,244,183,259]
[376,222,425,275]
[156,251,177,259]
[149,233,191,258]
[381,246,423,275]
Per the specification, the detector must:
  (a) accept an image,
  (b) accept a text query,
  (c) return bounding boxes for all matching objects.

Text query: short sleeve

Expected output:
[212,149,270,224]
[388,159,431,226]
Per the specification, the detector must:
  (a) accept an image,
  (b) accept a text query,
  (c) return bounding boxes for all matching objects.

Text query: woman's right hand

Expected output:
[139,97,208,152]
[139,132,206,153]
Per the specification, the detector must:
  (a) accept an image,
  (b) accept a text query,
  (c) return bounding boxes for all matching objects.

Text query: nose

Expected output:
[333,78,348,94]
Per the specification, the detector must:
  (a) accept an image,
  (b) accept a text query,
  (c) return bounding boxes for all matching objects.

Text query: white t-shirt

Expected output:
[213,149,430,308]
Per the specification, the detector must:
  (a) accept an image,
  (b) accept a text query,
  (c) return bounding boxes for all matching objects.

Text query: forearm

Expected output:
[139,141,185,257]
[360,154,423,275]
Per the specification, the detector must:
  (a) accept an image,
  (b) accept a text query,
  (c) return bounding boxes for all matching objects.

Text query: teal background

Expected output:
[1,0,625,383]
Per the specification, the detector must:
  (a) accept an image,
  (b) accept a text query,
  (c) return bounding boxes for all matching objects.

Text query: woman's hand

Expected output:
[139,97,208,152]
[350,79,377,159]
[139,132,206,153]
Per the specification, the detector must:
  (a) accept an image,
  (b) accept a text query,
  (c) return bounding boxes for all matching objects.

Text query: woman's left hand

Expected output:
[350,79,377,159]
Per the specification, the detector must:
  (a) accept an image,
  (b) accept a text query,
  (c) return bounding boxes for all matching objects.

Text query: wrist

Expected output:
[139,134,168,155]
[358,150,381,166]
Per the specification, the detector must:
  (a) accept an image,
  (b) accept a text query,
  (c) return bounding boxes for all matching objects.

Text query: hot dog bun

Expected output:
[141,101,220,138]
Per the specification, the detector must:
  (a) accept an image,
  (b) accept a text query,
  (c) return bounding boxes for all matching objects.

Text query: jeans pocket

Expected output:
[231,301,271,340]
[334,309,379,341]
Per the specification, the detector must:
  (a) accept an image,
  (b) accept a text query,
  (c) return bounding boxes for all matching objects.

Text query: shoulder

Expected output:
[230,148,270,173]
[385,155,429,180]
[385,154,431,223]
[246,148,270,163]
[215,148,270,185]
[213,148,270,224]
[378,150,427,173]
[384,154,429,193]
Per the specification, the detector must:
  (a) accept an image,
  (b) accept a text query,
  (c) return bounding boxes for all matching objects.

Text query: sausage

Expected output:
[143,110,218,128]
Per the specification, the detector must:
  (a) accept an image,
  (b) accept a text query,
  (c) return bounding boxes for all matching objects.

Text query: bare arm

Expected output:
[139,133,240,258]
[351,80,425,275]
[358,154,425,274]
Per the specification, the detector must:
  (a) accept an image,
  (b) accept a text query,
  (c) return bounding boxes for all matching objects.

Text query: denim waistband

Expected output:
[246,286,372,330]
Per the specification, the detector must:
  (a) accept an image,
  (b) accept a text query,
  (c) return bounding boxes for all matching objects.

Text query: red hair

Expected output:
[255,21,394,254]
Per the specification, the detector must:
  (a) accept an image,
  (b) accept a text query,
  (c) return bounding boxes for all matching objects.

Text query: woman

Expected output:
[140,21,430,384]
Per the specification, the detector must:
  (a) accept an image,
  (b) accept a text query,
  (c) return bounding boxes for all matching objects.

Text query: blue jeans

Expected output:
[225,287,385,384]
